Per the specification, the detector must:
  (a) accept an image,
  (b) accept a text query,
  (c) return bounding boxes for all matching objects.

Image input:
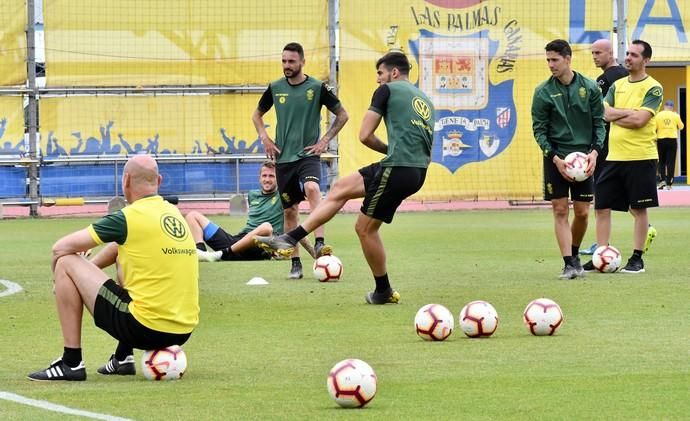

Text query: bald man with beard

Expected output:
[28,155,199,381]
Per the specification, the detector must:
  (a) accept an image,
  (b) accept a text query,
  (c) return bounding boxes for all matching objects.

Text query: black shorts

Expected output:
[359,163,427,223]
[276,156,322,208]
[94,280,192,350]
[594,160,659,211]
[543,157,593,202]
[204,223,270,260]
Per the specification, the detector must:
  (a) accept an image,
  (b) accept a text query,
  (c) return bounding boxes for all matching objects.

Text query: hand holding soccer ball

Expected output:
[564,151,589,182]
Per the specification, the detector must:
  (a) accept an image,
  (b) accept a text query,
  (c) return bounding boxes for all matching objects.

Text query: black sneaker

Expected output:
[314,241,333,257]
[97,354,136,375]
[582,260,596,272]
[365,288,400,304]
[558,264,579,280]
[288,260,303,279]
[254,234,296,259]
[573,256,585,277]
[27,358,86,381]
[620,257,645,274]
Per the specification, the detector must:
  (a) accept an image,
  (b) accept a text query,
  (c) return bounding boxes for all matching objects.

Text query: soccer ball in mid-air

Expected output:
[414,303,454,341]
[564,151,589,182]
[313,255,343,282]
[458,300,499,338]
[592,245,622,273]
[523,298,564,336]
[141,345,187,380]
[327,359,377,408]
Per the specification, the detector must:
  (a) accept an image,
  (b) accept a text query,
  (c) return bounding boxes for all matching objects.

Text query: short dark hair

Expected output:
[283,42,304,59]
[376,52,411,75]
[545,39,572,58]
[261,160,276,170]
[631,39,652,59]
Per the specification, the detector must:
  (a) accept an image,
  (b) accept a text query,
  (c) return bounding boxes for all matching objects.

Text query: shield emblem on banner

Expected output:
[410,30,517,173]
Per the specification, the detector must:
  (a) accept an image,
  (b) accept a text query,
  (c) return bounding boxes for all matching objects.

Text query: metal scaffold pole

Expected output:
[26,0,39,217]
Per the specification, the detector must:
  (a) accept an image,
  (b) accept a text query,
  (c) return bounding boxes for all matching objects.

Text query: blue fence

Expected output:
[0,158,331,199]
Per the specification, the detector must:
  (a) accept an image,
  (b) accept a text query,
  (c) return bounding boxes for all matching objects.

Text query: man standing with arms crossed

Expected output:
[532,39,605,279]
[597,40,663,274]
[583,39,657,263]
[252,42,348,279]
[255,51,435,304]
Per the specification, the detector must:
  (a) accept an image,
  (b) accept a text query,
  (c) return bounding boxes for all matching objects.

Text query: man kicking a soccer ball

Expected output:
[254,51,435,304]
[27,155,199,381]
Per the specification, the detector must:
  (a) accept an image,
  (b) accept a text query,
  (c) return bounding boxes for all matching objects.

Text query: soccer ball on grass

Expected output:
[459,300,499,338]
[523,298,564,336]
[141,345,187,380]
[414,303,454,341]
[327,358,377,408]
[592,245,622,273]
[313,255,343,282]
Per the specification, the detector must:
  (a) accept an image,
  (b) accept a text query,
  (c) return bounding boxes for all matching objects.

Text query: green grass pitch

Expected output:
[0,209,688,420]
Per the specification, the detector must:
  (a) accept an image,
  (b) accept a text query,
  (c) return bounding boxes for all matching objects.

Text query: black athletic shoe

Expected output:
[97,354,136,375]
[620,257,645,274]
[573,256,585,277]
[254,234,296,259]
[365,288,400,304]
[558,264,579,280]
[314,241,333,257]
[27,358,86,381]
[582,260,596,272]
[288,260,303,279]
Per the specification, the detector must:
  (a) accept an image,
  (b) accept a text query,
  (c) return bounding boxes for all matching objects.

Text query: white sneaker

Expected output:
[197,249,222,262]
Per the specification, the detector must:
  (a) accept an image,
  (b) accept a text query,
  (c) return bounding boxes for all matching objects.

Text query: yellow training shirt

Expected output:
[88,195,199,334]
[656,109,684,139]
[604,76,663,161]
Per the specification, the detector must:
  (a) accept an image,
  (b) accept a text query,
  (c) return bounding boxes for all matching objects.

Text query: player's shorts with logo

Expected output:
[276,156,322,208]
[542,156,594,202]
[203,222,269,260]
[594,160,659,211]
[359,163,427,223]
[94,279,192,349]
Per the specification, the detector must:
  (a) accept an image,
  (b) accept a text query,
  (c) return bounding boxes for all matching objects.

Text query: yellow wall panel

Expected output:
[0,0,27,86]
[0,97,25,154]
[43,0,329,86]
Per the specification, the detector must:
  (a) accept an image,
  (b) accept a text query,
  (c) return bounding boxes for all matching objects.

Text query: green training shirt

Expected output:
[258,76,341,164]
[240,189,284,235]
[369,81,435,168]
[531,71,605,159]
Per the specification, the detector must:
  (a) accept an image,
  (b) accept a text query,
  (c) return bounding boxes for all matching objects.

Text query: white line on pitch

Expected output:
[0,391,134,421]
[0,279,23,297]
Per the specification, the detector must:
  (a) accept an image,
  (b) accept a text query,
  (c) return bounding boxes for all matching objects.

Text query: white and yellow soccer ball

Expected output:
[141,345,187,380]
[564,151,589,182]
[592,245,622,273]
[414,303,454,341]
[313,255,343,282]
[523,298,564,336]
[326,359,377,408]
[459,300,499,338]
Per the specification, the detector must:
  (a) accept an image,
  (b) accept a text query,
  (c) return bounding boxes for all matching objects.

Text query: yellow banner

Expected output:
[40,95,325,157]
[0,97,25,154]
[338,0,611,200]
[627,0,690,62]
[0,0,27,86]
[44,0,329,86]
